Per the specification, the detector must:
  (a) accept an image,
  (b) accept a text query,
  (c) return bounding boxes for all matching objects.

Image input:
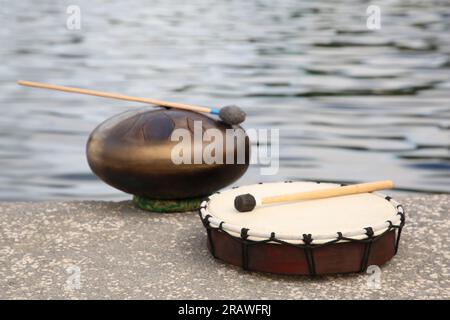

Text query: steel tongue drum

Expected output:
[86,107,250,212]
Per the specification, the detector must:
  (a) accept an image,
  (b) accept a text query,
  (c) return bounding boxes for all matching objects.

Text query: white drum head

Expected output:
[201,181,403,244]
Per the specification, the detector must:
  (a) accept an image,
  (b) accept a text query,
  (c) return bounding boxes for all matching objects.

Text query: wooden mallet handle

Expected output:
[17,80,215,114]
[234,180,394,212]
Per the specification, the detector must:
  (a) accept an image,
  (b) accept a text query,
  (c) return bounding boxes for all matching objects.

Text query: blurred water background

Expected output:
[0,0,449,200]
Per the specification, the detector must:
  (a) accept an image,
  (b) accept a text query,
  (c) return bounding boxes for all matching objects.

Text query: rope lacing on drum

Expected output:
[364,227,374,238]
[269,232,276,241]
[302,234,313,245]
[394,205,405,254]
[302,234,316,276]
[200,214,216,258]
[397,205,406,226]
[201,214,211,228]
[240,228,250,270]
[360,227,375,272]
[240,228,249,240]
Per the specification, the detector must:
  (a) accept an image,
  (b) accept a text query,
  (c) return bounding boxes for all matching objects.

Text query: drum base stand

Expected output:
[133,195,204,213]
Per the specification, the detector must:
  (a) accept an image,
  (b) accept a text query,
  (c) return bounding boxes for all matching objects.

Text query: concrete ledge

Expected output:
[0,195,448,299]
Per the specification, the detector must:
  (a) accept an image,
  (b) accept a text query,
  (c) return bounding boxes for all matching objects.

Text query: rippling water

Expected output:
[1,0,449,200]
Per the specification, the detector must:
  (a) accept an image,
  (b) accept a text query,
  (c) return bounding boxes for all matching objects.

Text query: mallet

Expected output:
[234,180,394,212]
[17,80,246,125]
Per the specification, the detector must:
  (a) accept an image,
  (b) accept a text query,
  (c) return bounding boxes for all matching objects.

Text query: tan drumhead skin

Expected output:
[206,181,398,241]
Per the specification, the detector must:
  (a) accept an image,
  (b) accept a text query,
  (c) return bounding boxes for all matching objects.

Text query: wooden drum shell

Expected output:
[205,227,397,275]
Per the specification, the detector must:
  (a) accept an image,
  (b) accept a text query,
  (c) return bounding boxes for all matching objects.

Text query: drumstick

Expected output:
[234,180,394,212]
[16,80,246,125]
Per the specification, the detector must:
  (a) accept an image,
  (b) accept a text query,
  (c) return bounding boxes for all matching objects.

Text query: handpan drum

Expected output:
[199,181,405,275]
[87,108,250,212]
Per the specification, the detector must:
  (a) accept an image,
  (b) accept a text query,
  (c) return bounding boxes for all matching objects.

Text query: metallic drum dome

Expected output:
[86,108,250,199]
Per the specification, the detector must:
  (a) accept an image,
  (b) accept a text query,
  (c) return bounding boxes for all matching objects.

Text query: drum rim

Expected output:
[200,181,405,244]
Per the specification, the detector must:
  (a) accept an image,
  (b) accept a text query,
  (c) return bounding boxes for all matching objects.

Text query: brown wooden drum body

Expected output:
[199,181,405,276]
[205,228,397,275]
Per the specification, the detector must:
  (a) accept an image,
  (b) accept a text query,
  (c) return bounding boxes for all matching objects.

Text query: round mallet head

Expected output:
[219,105,246,125]
[234,193,257,212]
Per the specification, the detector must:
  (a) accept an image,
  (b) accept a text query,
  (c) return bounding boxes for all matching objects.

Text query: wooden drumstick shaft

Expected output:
[17,80,216,114]
[234,180,394,212]
[263,180,394,204]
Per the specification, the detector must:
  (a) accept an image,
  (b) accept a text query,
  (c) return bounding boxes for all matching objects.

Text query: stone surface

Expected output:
[0,195,448,299]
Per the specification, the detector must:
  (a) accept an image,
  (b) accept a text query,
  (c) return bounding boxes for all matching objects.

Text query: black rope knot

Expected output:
[400,215,405,226]
[202,214,212,227]
[364,227,374,238]
[240,228,249,240]
[302,234,313,246]
[337,232,343,241]
[269,232,276,241]
[397,206,406,226]
[386,220,393,228]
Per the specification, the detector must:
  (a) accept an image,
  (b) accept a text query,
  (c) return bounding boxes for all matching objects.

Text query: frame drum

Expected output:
[199,181,405,275]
